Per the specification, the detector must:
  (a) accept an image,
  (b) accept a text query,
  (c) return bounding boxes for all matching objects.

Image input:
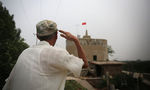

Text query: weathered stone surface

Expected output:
[66,30,108,62]
[66,31,124,77]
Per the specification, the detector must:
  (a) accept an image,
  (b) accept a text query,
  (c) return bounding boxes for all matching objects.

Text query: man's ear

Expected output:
[55,32,58,39]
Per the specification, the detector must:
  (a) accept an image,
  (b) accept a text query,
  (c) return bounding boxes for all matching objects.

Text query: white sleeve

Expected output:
[50,49,84,77]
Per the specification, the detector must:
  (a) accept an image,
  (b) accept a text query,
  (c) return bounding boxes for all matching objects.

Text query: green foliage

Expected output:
[65,80,87,90]
[0,2,29,89]
[107,45,115,57]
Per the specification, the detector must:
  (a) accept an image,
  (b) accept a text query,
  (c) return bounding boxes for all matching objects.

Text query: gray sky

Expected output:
[1,0,150,60]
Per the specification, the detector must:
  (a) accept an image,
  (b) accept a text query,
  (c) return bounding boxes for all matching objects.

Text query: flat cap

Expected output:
[36,20,58,36]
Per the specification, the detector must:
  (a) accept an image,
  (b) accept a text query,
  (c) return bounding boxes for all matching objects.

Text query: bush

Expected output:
[65,80,87,90]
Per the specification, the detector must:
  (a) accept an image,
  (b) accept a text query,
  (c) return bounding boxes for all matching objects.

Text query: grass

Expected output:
[65,80,87,90]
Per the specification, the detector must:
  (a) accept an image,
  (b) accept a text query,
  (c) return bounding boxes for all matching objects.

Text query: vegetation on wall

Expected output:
[107,45,115,57]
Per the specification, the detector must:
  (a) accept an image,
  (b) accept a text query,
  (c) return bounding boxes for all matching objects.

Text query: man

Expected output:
[3,20,88,90]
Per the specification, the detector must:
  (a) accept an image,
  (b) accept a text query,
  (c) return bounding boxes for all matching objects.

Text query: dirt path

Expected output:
[67,77,96,90]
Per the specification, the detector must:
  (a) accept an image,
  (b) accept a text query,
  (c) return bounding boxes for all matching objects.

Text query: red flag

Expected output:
[82,22,86,25]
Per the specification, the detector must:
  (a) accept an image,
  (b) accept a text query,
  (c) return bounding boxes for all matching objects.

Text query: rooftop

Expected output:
[90,61,125,65]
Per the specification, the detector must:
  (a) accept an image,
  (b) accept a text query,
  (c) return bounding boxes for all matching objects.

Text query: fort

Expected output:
[66,30,108,62]
[66,30,124,77]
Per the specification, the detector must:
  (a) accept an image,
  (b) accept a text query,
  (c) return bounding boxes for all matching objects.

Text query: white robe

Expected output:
[3,41,84,90]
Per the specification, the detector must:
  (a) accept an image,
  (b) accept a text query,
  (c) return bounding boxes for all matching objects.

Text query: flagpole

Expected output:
[82,22,87,35]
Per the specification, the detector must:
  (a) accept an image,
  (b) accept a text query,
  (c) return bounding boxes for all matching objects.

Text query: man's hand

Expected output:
[59,30,88,68]
[59,30,77,41]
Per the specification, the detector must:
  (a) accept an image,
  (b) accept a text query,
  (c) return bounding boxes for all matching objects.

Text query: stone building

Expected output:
[89,61,125,77]
[66,30,125,77]
[66,30,108,62]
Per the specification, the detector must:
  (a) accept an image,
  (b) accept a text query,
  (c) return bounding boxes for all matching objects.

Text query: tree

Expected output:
[107,45,115,57]
[0,2,29,89]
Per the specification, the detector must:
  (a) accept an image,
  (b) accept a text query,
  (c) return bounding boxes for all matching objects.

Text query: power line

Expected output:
[55,0,61,21]
[39,0,42,20]
[19,0,32,25]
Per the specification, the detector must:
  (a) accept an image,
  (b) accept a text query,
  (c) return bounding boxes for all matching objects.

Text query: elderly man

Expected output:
[3,20,88,90]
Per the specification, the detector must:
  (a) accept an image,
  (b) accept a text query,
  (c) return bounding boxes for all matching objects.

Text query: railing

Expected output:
[122,70,150,86]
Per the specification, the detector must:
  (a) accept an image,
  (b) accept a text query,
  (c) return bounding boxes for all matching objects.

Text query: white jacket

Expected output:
[3,41,84,90]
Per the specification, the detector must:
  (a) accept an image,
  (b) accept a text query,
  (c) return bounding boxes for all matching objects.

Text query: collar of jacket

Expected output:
[38,41,52,46]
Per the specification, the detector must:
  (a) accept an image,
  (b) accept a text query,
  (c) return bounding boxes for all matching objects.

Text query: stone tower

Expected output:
[66,30,108,61]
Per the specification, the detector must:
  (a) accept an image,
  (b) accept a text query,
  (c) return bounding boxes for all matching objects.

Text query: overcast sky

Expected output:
[1,0,150,60]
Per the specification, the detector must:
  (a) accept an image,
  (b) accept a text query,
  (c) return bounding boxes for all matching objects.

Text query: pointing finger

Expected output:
[59,30,66,34]
[60,34,67,39]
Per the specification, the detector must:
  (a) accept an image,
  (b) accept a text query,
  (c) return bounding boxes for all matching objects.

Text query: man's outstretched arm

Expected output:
[59,30,88,68]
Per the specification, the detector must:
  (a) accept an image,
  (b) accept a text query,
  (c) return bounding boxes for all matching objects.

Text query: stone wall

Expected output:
[66,38,108,61]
